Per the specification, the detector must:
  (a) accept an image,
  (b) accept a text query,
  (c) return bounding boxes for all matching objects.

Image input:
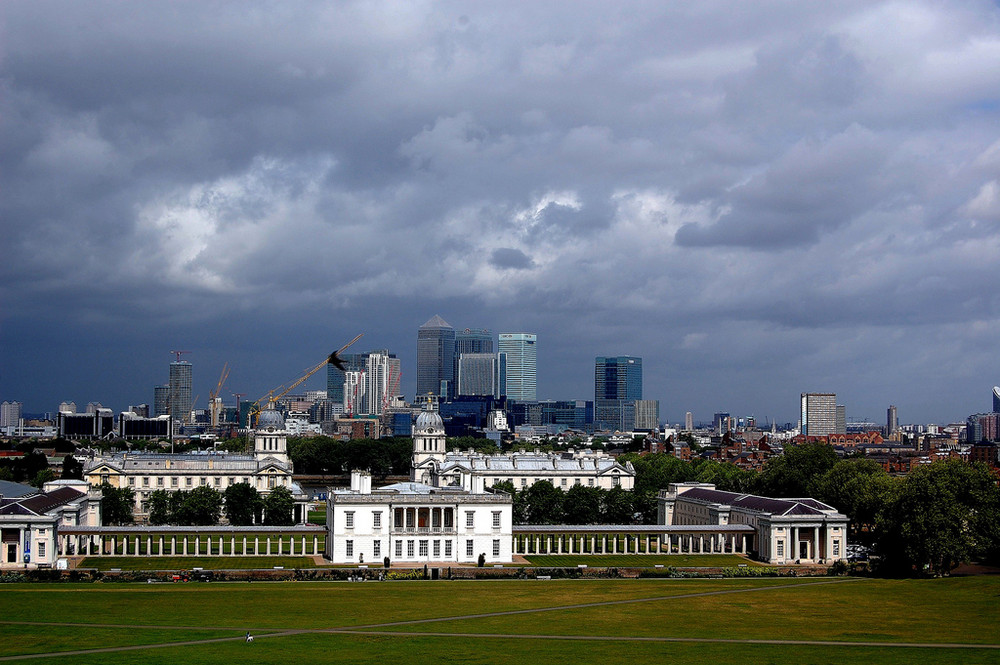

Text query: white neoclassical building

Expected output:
[411,405,635,492]
[0,479,101,569]
[326,471,513,565]
[658,482,849,565]
[84,408,310,522]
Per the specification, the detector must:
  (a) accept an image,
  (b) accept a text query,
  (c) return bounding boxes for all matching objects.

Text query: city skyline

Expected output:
[3,3,1000,425]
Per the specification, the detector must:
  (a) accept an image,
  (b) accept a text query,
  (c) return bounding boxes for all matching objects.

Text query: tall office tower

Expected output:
[328,352,366,405]
[457,353,499,396]
[835,405,846,435]
[129,404,150,418]
[344,370,365,415]
[496,352,507,398]
[595,356,643,430]
[800,393,836,436]
[153,385,169,417]
[58,401,77,414]
[363,352,402,416]
[685,411,693,431]
[416,315,456,399]
[0,401,22,428]
[498,333,537,401]
[455,329,494,356]
[887,405,899,435]
[169,360,193,424]
[713,412,731,435]
[993,386,1000,413]
[635,400,660,431]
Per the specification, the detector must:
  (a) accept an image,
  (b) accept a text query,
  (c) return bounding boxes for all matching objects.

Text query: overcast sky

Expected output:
[3,1,1000,425]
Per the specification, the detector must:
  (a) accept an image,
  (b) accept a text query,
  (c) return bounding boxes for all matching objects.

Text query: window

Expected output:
[38,541,46,558]
[200,477,207,486]
[561,478,567,486]
[521,478,527,487]
[613,476,621,487]
[407,540,415,557]
[433,540,440,557]
[492,511,501,528]
[128,477,135,486]
[345,512,355,528]
[157,477,164,487]
[574,478,580,486]
[776,541,785,557]
[833,540,840,557]
[466,540,474,558]
[373,541,381,558]
[466,511,474,528]
[171,477,178,487]
[588,478,594,486]
[493,539,500,557]
[142,477,149,487]
[346,540,353,558]
[372,511,382,529]
[445,541,452,557]
[186,477,193,487]
[395,540,402,558]
[214,477,221,487]
[419,540,428,556]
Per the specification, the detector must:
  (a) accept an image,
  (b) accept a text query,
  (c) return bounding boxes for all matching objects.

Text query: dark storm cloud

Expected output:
[2,1,1000,424]
[490,248,535,270]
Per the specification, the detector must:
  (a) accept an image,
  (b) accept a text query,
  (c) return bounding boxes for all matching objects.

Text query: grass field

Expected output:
[522,553,765,567]
[0,576,997,664]
[78,556,327,571]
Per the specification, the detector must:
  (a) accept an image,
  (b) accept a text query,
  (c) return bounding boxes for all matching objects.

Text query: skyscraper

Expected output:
[800,393,836,436]
[993,386,1000,413]
[457,353,500,397]
[685,411,694,431]
[498,333,537,401]
[328,352,366,405]
[595,356,642,431]
[886,405,898,435]
[0,401,22,429]
[153,385,169,418]
[455,328,494,356]
[169,361,193,424]
[416,315,455,399]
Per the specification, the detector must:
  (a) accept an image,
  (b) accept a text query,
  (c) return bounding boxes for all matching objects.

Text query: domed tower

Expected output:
[254,407,290,467]
[411,402,446,482]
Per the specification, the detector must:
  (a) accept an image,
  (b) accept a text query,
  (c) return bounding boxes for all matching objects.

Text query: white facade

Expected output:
[658,482,849,565]
[410,403,635,492]
[0,401,23,429]
[0,480,101,569]
[326,472,513,565]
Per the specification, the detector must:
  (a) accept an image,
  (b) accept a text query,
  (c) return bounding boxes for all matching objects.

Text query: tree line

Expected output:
[99,483,296,527]
[494,443,1000,576]
[287,436,412,477]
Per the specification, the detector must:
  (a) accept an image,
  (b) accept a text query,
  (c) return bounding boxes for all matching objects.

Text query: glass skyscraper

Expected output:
[498,333,537,401]
[169,361,193,424]
[595,356,642,431]
[416,315,456,399]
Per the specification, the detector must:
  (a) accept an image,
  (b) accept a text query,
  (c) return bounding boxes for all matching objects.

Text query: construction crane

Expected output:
[170,350,191,362]
[209,362,230,427]
[247,333,364,427]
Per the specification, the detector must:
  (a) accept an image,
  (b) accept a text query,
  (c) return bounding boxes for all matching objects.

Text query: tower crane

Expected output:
[209,362,230,427]
[247,333,363,427]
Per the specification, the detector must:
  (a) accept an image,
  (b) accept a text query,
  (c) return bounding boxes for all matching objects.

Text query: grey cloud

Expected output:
[490,248,535,270]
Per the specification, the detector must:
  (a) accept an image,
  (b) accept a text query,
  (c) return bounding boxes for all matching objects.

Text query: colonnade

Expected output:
[511,529,751,556]
[58,529,325,557]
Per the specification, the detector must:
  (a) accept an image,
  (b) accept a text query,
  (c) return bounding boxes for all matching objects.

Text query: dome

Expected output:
[257,408,285,431]
[415,410,443,430]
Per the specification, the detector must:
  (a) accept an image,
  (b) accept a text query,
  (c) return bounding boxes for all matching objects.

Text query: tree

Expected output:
[810,458,896,546]
[224,482,262,526]
[61,454,84,480]
[602,485,635,524]
[181,486,223,526]
[562,485,603,524]
[876,460,1000,576]
[99,482,135,525]
[263,486,295,526]
[148,489,173,525]
[755,442,838,497]
[693,460,758,494]
[31,468,56,488]
[520,481,564,524]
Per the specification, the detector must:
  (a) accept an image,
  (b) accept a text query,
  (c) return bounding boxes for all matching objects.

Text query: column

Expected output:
[182,537,188,556]
[699,536,704,553]
[255,537,259,555]
[266,537,271,555]
[302,536,307,555]
[792,527,799,560]
[313,536,318,555]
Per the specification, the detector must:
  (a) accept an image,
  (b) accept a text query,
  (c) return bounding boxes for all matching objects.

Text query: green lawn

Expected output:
[522,553,765,567]
[79,556,327,570]
[0,577,996,664]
